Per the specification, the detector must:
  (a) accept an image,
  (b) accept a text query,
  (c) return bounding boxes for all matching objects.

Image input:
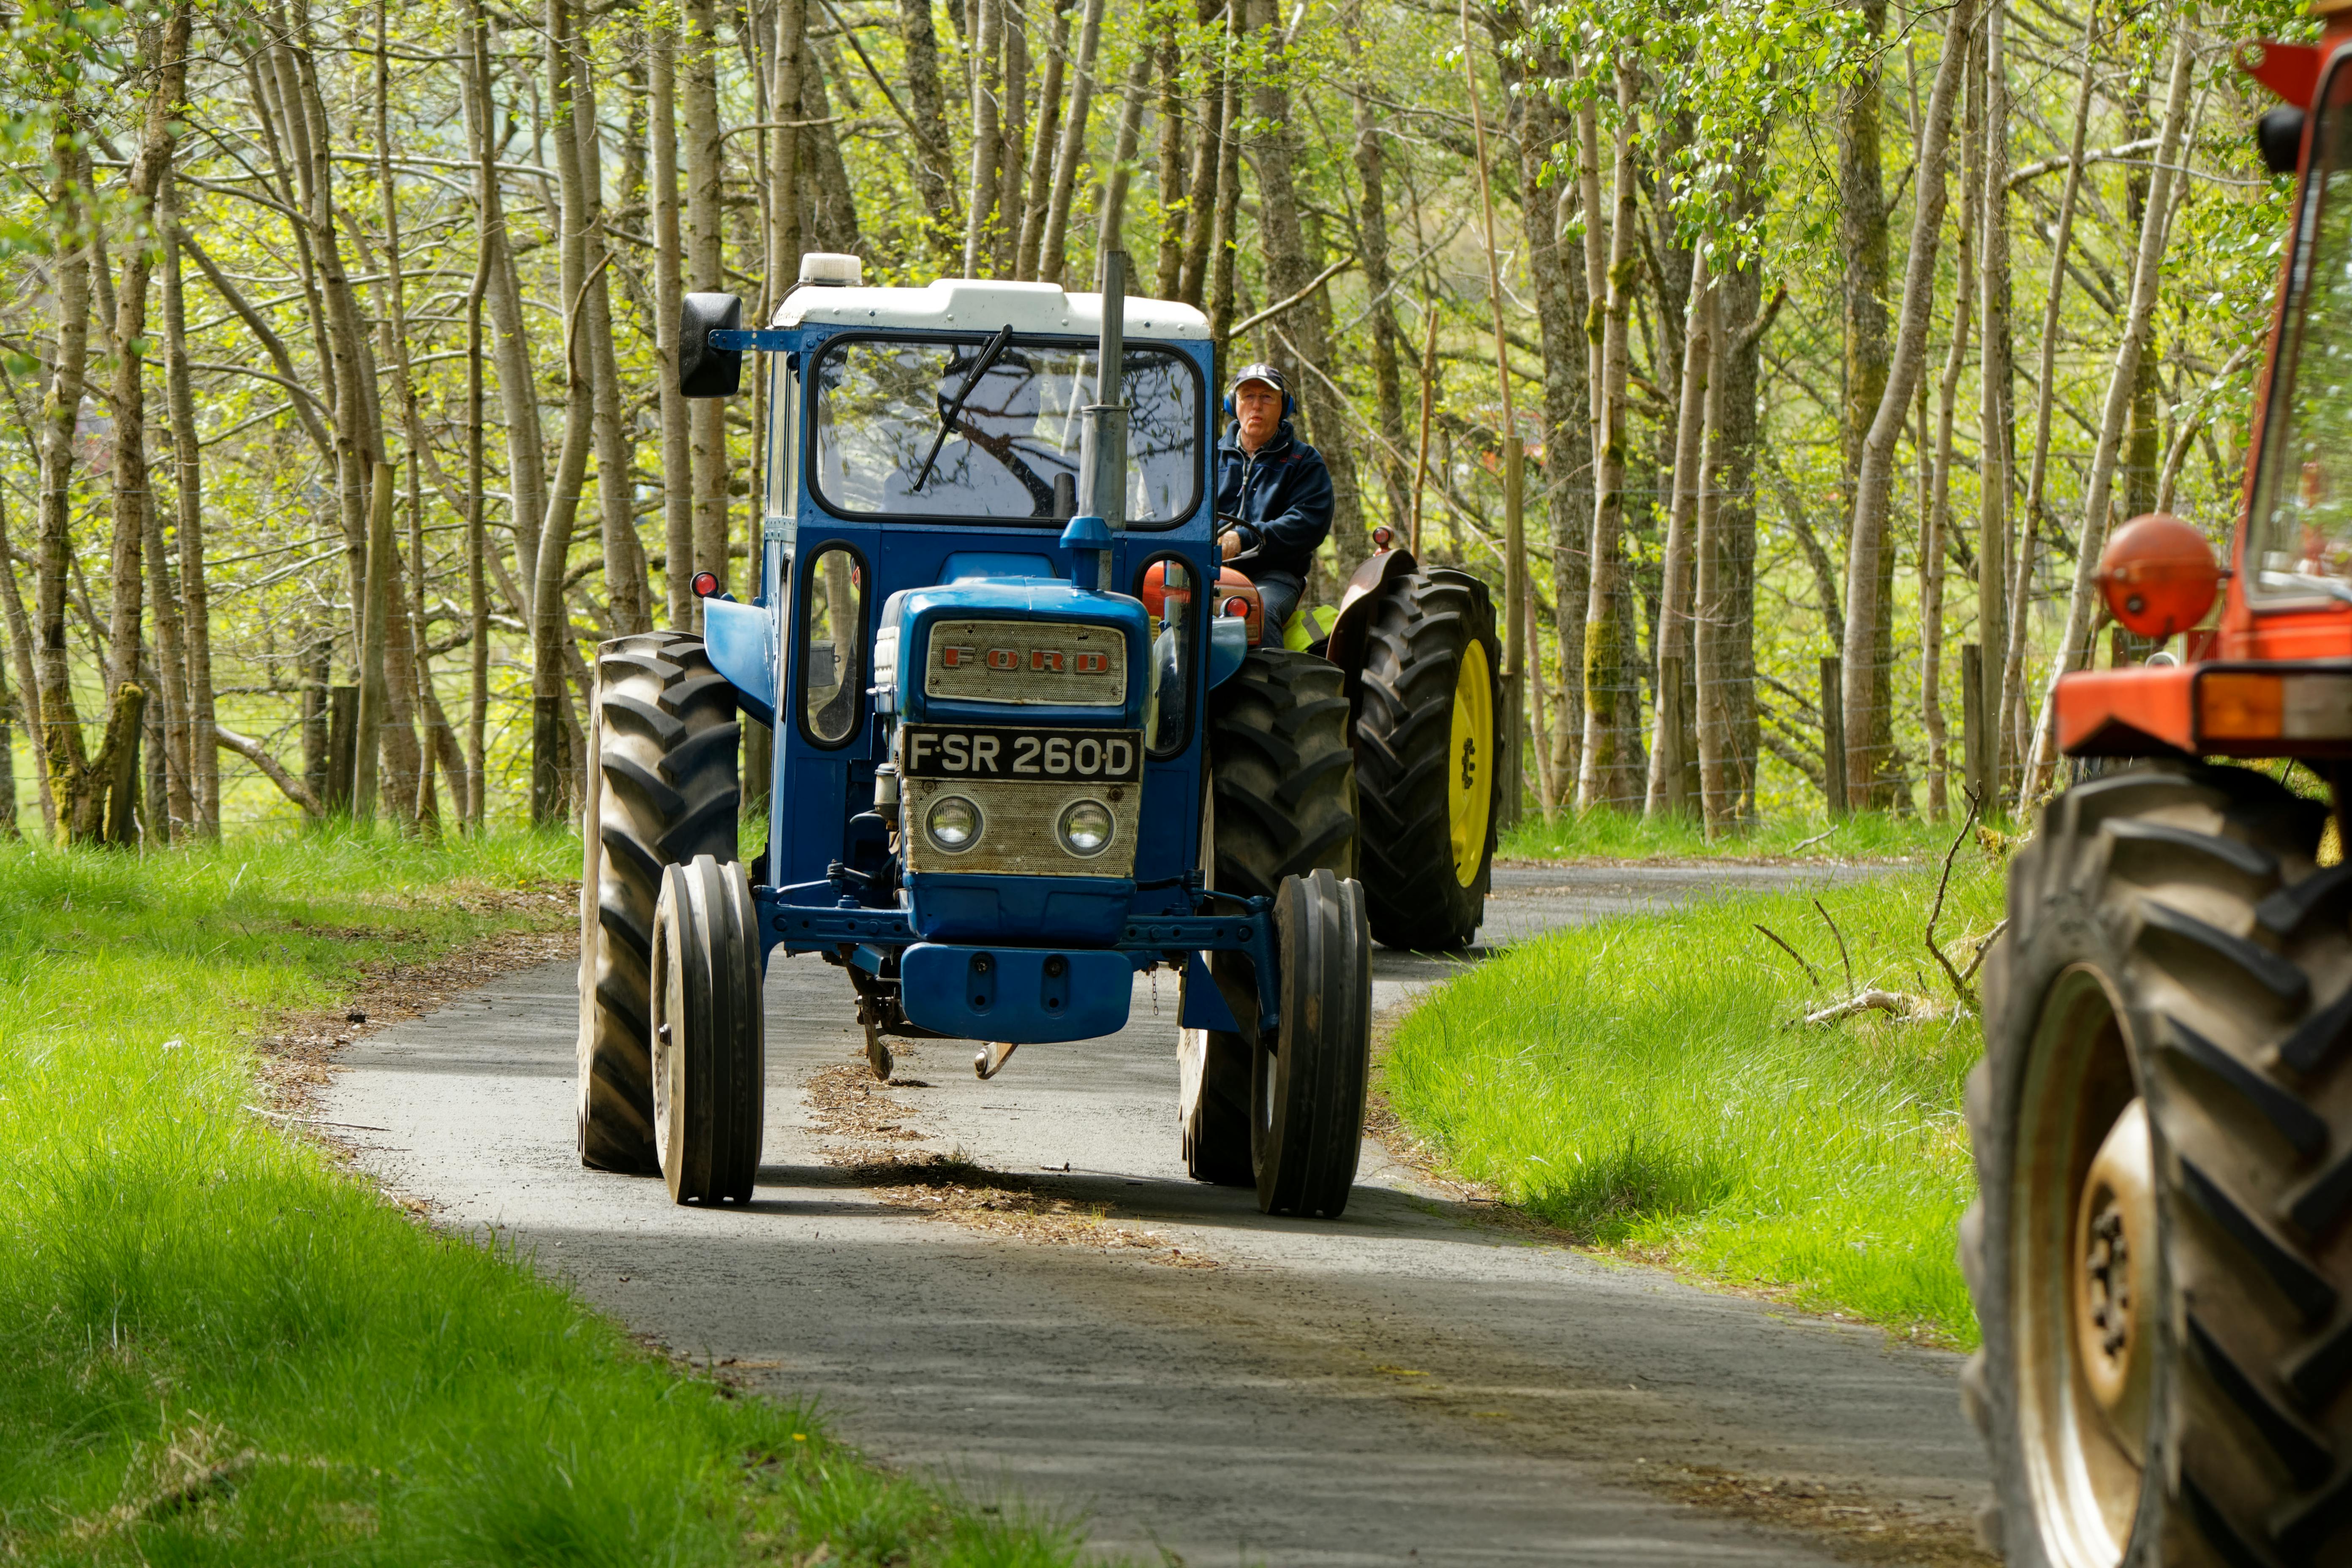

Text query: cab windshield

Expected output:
[2250,66,2352,597]
[809,334,1201,526]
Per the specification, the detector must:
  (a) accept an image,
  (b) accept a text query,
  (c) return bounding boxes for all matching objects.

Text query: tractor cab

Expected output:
[575,250,1503,1222]
[1963,14,2352,1568]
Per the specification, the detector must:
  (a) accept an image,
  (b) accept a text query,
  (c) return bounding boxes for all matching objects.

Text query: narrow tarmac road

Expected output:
[328,863,1989,1567]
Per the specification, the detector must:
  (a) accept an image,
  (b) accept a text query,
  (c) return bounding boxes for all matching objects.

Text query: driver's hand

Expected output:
[1220,532,1241,560]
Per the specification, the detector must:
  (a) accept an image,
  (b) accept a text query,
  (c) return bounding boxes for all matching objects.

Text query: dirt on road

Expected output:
[323,862,1990,1567]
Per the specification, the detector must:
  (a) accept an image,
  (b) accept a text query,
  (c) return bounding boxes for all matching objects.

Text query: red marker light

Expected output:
[691,570,721,598]
[1372,525,1394,550]
[1222,596,1251,618]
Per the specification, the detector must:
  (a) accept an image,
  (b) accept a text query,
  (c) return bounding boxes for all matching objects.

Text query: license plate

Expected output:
[898,725,1144,784]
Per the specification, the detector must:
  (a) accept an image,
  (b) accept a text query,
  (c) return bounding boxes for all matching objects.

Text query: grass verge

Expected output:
[1384,852,2004,1347]
[0,829,1086,1565]
[1499,805,1967,864]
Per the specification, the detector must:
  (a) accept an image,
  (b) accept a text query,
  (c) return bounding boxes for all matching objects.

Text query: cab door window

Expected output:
[800,545,866,746]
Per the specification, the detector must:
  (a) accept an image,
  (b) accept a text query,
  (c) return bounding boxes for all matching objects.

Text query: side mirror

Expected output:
[679,292,743,398]
[2259,106,2307,177]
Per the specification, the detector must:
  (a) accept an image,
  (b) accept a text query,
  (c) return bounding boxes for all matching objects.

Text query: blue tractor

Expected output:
[575,252,1501,1217]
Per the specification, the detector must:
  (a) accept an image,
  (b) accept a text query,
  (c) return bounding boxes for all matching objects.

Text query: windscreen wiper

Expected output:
[910,323,1015,493]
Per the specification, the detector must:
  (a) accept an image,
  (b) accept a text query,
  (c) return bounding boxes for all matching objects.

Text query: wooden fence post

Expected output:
[1819,654,1847,818]
[326,684,359,817]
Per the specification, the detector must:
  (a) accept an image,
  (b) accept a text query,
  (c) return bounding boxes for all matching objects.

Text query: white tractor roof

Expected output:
[770,278,1211,342]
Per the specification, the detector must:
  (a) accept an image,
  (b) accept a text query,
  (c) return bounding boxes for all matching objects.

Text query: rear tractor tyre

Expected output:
[651,855,765,1205]
[1351,571,1499,952]
[1251,869,1372,1219]
[1965,758,2352,1567]
[577,632,740,1173]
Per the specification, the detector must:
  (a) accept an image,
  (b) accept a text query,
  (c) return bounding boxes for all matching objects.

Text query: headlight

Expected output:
[1056,799,1115,857]
[926,795,982,852]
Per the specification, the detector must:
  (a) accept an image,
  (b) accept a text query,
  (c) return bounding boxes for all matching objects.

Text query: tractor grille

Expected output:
[923,619,1126,708]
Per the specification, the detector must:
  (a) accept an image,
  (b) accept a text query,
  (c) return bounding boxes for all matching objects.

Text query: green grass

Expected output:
[1385,856,2005,1346]
[1499,803,1968,864]
[0,828,1087,1565]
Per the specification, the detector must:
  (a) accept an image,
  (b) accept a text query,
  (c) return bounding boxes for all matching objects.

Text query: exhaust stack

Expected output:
[1075,250,1130,589]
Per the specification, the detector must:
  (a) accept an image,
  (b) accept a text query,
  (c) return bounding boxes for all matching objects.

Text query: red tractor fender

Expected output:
[1322,547,1419,681]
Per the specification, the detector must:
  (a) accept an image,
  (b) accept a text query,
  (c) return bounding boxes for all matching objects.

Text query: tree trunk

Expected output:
[2021,19,2196,805]
[1179,0,1226,307]
[998,1,1029,275]
[372,0,427,830]
[1694,289,1734,838]
[1204,2,1244,345]
[159,196,217,837]
[537,0,599,821]
[1836,0,1892,803]
[1015,0,1068,279]
[1923,84,1975,824]
[1577,67,1640,812]
[683,0,730,605]
[1647,252,1710,819]
[798,47,864,253]
[1249,0,1365,570]
[0,403,56,840]
[460,0,496,823]
[1838,0,1972,811]
[1839,0,1890,508]
[1979,0,2017,805]
[1096,55,1154,272]
[963,0,1004,275]
[577,11,650,636]
[105,11,189,716]
[352,467,394,822]
[33,132,104,841]
[1038,0,1105,286]
[287,1,386,634]
[897,0,960,256]
[1153,10,1186,299]
[2007,5,2097,767]
[646,2,693,627]
[1353,20,1412,532]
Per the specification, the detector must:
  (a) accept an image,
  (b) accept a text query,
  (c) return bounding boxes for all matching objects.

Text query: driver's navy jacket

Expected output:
[1214,419,1334,583]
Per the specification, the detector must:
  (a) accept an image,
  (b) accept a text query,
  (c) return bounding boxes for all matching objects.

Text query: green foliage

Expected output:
[1384,861,2004,1345]
[0,833,1088,1565]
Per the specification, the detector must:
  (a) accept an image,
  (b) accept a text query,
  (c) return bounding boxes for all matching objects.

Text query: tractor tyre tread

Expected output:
[1207,649,1358,901]
[1351,571,1498,951]
[1251,869,1372,1218]
[578,633,738,1175]
[1968,758,2352,1568]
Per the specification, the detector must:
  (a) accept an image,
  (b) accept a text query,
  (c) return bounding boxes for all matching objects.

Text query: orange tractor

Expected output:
[1967,17,2352,1565]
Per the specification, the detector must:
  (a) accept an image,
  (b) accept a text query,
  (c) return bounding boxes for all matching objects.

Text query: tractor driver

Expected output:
[1216,364,1333,637]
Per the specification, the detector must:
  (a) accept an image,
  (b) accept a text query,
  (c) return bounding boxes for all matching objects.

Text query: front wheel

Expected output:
[1251,869,1371,1218]
[1965,760,2352,1567]
[650,855,765,1205]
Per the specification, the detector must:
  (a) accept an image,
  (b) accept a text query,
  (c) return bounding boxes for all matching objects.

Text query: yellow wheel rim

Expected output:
[1448,640,1494,887]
